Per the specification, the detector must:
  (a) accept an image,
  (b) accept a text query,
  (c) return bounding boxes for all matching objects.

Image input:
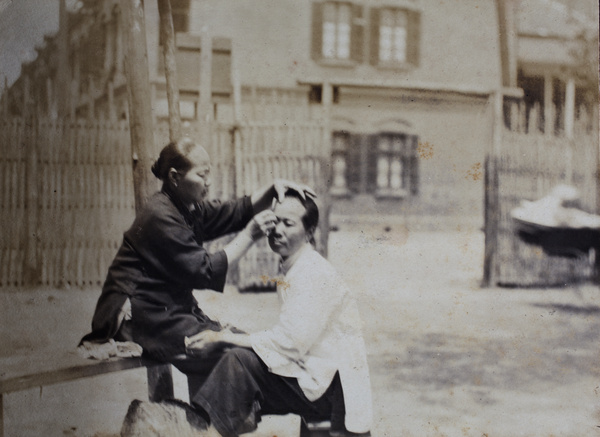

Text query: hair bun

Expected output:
[151,160,161,179]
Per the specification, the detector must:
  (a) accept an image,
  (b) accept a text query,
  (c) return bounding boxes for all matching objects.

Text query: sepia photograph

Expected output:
[0,0,599,436]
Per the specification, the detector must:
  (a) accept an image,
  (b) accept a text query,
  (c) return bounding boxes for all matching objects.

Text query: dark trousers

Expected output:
[191,347,345,437]
[169,349,227,407]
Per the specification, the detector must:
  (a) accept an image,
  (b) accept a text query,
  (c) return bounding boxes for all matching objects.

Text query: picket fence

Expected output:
[0,116,329,289]
[487,103,599,286]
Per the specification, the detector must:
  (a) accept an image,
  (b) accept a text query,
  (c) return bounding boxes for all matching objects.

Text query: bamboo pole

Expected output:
[121,0,159,212]
[57,0,70,117]
[157,0,182,141]
[483,91,502,287]
[199,27,213,146]
[319,82,333,257]
[232,53,244,197]
[120,0,172,400]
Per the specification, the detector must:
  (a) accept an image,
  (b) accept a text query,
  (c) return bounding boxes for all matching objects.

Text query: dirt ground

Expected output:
[1,224,599,437]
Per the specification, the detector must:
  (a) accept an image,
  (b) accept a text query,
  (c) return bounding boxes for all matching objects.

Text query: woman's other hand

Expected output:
[224,211,275,264]
[185,329,252,352]
[272,179,317,203]
[251,179,317,212]
[185,330,224,350]
[246,210,277,241]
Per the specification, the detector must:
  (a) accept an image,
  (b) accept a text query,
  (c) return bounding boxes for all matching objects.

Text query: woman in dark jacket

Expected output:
[80,137,313,373]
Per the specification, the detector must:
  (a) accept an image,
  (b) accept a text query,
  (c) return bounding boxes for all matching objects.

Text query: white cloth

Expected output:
[250,245,372,433]
[77,339,142,360]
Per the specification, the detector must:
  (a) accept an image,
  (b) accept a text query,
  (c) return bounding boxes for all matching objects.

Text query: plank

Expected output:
[0,352,158,394]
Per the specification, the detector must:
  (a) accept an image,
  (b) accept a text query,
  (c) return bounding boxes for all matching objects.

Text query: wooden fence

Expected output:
[485,102,599,286]
[0,116,329,289]
[0,118,136,287]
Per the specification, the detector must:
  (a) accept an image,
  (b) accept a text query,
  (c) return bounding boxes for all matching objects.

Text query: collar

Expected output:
[280,243,312,275]
[162,187,198,225]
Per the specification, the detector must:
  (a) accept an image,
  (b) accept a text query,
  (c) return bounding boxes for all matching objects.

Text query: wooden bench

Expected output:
[0,351,330,437]
[0,351,174,437]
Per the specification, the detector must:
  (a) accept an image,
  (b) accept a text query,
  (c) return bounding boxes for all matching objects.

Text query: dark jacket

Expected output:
[80,190,254,360]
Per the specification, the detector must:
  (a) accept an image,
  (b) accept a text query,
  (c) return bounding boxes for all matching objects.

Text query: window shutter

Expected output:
[369,7,380,65]
[366,135,379,194]
[409,135,419,195]
[350,4,364,62]
[406,10,421,66]
[311,2,324,61]
[346,134,362,193]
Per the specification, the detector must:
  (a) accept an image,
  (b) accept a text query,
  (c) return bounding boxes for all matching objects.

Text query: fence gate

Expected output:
[485,101,599,287]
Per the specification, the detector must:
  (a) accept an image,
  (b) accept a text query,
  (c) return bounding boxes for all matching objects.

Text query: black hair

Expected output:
[151,137,199,181]
[284,189,319,244]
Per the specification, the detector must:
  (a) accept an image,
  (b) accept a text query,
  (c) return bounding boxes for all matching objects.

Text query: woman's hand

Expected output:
[246,210,277,241]
[272,179,317,203]
[185,328,252,352]
[224,210,276,264]
[185,329,225,350]
[251,179,317,213]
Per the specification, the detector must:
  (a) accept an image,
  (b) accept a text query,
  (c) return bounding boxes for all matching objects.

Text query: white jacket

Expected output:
[250,245,372,433]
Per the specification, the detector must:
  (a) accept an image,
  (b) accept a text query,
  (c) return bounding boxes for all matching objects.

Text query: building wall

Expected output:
[187,0,501,91]
[329,87,491,224]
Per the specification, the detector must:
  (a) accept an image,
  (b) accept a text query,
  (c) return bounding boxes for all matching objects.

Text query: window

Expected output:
[370,7,420,67]
[374,134,417,197]
[379,9,407,63]
[322,2,351,59]
[311,2,364,64]
[330,132,419,197]
[331,132,351,195]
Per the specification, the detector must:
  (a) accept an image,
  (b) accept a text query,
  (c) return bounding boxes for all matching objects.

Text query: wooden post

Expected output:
[0,392,4,437]
[483,91,503,287]
[87,76,96,121]
[232,53,243,197]
[319,82,333,257]
[198,28,213,146]
[70,49,80,119]
[564,77,575,184]
[57,0,70,118]
[543,72,554,135]
[495,0,517,88]
[121,0,160,211]
[157,0,182,141]
[564,77,575,138]
[121,0,173,401]
[1,76,7,116]
[22,75,40,285]
[596,103,600,284]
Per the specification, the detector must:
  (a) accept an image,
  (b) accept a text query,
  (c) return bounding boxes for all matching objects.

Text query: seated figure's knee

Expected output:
[221,347,262,371]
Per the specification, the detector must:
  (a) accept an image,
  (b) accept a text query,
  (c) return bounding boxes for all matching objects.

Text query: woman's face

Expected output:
[268,197,308,259]
[175,146,211,207]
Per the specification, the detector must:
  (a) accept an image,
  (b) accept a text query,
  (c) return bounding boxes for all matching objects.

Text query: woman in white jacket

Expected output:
[186,190,372,437]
